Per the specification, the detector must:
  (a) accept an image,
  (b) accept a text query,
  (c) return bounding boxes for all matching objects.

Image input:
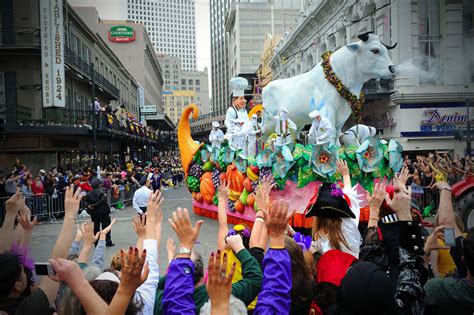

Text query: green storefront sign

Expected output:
[109,26,136,42]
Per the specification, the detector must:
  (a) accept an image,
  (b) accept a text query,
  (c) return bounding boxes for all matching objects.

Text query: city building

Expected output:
[210,0,231,117]
[0,0,162,172]
[269,0,474,155]
[69,0,198,71]
[257,33,282,89]
[209,0,302,133]
[71,6,174,135]
[157,54,210,125]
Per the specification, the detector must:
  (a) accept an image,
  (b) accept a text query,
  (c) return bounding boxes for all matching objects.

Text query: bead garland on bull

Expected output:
[321,51,365,124]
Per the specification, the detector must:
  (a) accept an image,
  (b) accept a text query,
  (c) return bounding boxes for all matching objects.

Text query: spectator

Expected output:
[85,178,115,247]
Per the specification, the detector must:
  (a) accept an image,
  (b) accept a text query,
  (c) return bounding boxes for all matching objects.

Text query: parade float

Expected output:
[178,32,403,227]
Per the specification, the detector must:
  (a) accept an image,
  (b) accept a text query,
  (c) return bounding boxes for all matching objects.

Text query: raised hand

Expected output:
[431,181,451,191]
[266,200,295,238]
[132,215,146,239]
[206,250,236,314]
[100,218,117,235]
[81,222,99,246]
[225,234,245,254]
[17,212,37,232]
[64,184,83,217]
[367,182,386,219]
[254,175,274,211]
[147,189,164,220]
[217,179,230,200]
[5,188,25,215]
[384,182,412,221]
[119,247,149,294]
[168,207,203,251]
[49,257,84,284]
[397,166,412,187]
[424,226,450,255]
[336,159,350,177]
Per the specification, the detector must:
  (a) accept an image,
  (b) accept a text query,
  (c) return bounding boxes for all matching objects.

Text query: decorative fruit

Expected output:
[247,193,255,208]
[228,189,241,201]
[213,193,218,205]
[227,199,236,213]
[211,169,221,188]
[195,192,203,203]
[202,161,213,172]
[235,200,245,213]
[186,175,200,192]
[250,165,259,175]
[251,180,258,192]
[189,164,203,178]
[239,188,249,205]
[243,177,253,193]
[200,172,215,204]
[246,167,258,181]
[226,163,245,194]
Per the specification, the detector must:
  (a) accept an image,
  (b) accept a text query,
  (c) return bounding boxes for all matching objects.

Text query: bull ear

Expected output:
[346,43,360,53]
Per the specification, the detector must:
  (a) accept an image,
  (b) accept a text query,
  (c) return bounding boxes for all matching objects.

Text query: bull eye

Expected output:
[371,49,380,54]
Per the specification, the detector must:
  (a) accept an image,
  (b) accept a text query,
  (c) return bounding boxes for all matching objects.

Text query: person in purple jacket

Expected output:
[254,199,295,315]
[163,207,204,314]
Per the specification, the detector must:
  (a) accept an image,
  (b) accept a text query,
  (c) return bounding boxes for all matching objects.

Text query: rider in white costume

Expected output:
[275,106,297,147]
[341,124,376,147]
[225,77,250,145]
[308,110,336,145]
[209,121,224,149]
[247,114,261,157]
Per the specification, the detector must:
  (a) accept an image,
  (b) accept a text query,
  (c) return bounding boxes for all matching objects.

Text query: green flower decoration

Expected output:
[388,139,403,173]
[310,143,338,178]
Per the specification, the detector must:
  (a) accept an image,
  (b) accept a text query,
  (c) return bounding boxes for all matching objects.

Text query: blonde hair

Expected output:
[313,216,350,251]
[110,251,123,271]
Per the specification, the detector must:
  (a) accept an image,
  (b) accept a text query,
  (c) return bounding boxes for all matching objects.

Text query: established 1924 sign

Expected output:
[109,26,136,43]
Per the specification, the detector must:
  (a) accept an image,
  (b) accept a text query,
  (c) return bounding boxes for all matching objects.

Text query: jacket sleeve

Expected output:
[91,239,106,269]
[132,191,142,214]
[163,258,195,314]
[231,249,263,305]
[136,239,160,314]
[254,249,292,315]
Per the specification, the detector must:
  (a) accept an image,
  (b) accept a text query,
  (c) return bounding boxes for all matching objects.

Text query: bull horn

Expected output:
[357,31,374,42]
[178,103,203,177]
[383,42,397,50]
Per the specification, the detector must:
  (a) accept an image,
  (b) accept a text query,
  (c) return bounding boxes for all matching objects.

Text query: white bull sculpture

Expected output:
[262,32,396,145]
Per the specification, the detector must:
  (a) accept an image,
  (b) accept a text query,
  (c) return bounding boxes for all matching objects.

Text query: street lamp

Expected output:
[91,62,97,167]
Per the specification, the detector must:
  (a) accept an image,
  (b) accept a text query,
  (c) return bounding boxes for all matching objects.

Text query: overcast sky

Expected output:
[195,0,211,74]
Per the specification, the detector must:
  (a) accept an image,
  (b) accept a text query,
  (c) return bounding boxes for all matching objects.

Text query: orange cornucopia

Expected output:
[178,103,203,177]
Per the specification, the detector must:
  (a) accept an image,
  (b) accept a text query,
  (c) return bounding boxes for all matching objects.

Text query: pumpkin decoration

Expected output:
[226,163,245,194]
[235,200,245,213]
[243,177,253,193]
[200,172,215,204]
[247,193,255,208]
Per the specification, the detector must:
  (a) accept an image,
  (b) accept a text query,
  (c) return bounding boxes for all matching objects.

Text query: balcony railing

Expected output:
[64,46,120,99]
[362,79,394,95]
[1,107,159,142]
[0,27,40,47]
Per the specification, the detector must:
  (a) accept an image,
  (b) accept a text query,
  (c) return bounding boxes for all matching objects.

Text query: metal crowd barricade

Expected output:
[0,183,138,224]
[411,184,436,214]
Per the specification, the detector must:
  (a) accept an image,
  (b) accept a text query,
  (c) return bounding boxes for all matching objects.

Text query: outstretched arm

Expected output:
[432,181,463,238]
[217,179,230,251]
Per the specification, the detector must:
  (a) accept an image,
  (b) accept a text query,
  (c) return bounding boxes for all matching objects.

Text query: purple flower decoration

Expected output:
[330,183,344,198]
[293,232,312,252]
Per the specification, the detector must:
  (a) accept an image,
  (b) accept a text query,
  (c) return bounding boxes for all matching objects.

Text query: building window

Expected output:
[419,0,441,84]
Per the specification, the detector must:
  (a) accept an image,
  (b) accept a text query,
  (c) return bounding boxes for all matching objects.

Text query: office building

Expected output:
[0,0,161,171]
[157,54,210,125]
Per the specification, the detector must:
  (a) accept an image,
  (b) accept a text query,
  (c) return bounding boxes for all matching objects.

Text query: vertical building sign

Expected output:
[40,0,65,108]
[137,84,145,122]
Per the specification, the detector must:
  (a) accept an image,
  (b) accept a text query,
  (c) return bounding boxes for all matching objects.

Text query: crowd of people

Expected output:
[0,148,473,315]
[0,152,184,214]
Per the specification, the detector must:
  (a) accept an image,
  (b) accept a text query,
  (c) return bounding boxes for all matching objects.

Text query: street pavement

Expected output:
[30,185,223,272]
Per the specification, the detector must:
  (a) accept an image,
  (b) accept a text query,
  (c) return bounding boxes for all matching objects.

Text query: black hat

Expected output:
[139,175,148,186]
[304,183,355,219]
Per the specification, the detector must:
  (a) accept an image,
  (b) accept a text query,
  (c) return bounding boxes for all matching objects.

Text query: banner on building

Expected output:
[40,0,65,108]
[141,105,157,116]
[399,102,474,137]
